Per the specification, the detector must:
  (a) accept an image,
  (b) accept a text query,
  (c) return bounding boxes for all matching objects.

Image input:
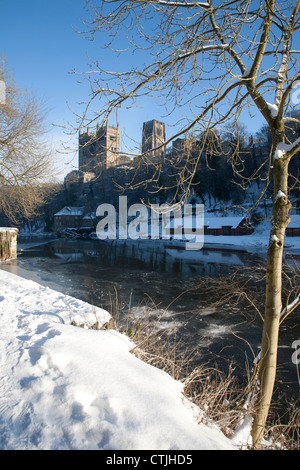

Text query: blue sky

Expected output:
[1,0,267,180]
[1,0,86,177]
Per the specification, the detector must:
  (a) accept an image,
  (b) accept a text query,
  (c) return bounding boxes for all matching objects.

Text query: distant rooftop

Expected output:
[54,207,84,217]
[204,216,246,229]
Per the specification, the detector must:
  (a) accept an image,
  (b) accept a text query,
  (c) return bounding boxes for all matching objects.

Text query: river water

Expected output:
[1,237,299,406]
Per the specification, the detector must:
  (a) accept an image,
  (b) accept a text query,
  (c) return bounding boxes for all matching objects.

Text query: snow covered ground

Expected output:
[0,269,237,450]
[196,217,300,253]
[17,216,300,255]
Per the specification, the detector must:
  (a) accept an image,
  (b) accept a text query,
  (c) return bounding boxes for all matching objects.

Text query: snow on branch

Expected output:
[273,137,300,160]
[275,190,287,202]
[145,0,210,7]
[267,102,278,119]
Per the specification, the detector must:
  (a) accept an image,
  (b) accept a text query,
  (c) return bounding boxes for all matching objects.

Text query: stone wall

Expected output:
[0,228,18,261]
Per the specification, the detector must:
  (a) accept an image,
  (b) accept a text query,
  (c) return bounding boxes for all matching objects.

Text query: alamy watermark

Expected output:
[0,79,6,104]
[95,196,204,250]
[292,339,300,366]
[291,80,300,106]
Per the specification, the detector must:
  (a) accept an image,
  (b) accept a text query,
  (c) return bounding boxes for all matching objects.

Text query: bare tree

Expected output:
[74,0,300,447]
[0,59,57,224]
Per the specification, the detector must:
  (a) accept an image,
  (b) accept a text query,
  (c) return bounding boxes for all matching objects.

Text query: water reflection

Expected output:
[11,238,259,310]
[2,237,263,340]
[32,238,253,273]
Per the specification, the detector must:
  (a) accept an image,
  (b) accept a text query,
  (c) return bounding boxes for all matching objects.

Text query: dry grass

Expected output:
[104,287,300,449]
[262,404,300,450]
[117,309,249,439]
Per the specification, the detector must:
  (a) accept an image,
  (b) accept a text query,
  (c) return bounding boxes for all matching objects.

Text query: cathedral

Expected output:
[141,119,166,158]
[64,118,167,187]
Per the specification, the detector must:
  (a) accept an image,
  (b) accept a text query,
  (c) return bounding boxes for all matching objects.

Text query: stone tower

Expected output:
[78,123,120,177]
[141,120,166,158]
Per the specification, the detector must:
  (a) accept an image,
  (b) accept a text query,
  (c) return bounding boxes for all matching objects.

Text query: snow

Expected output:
[93,214,299,255]
[0,269,236,450]
[230,415,253,449]
[267,102,278,118]
[54,207,84,217]
[275,190,286,201]
[271,234,279,242]
[159,1,210,8]
[204,216,245,229]
[179,216,300,253]
[0,227,18,233]
[273,137,300,160]
[274,142,288,160]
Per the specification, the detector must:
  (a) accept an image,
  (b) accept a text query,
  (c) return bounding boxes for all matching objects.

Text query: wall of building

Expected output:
[78,123,120,177]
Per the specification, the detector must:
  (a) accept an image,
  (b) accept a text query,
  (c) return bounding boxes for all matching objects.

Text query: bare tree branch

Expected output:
[0,59,57,224]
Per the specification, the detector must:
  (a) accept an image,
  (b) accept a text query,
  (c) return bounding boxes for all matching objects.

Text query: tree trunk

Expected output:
[251,157,291,447]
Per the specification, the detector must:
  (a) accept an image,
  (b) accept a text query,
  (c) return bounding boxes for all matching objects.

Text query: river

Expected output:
[1,236,299,407]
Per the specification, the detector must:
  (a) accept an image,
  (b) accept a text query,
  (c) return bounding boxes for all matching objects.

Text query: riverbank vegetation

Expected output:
[107,267,299,449]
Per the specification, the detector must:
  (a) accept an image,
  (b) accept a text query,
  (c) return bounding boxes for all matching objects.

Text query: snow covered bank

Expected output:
[0,270,235,450]
[90,217,300,256]
[194,217,300,253]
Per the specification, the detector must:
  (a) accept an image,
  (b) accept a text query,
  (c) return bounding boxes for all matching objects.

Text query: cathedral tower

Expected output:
[79,123,120,177]
[141,120,166,158]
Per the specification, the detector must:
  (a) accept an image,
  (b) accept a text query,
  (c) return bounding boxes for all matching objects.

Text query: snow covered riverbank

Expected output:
[0,269,237,450]
[17,215,300,257]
